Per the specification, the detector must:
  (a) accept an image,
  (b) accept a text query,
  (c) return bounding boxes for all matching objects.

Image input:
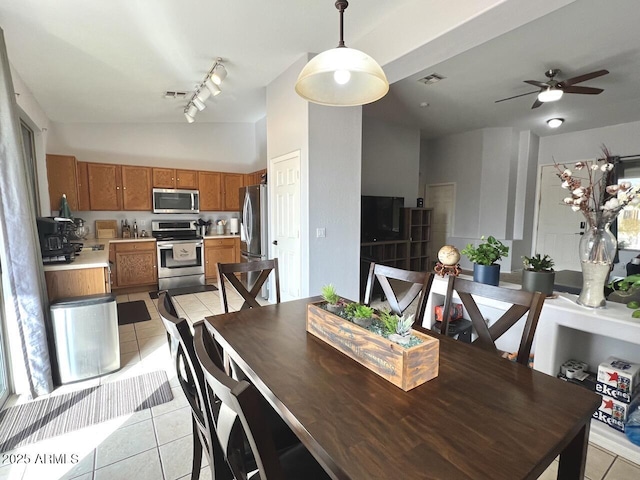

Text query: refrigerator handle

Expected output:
[242,192,252,245]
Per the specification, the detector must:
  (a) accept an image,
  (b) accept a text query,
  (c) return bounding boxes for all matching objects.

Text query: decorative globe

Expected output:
[438,245,460,266]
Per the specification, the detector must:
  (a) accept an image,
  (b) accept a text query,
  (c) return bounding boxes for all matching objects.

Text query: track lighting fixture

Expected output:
[295,1,389,106]
[182,58,227,123]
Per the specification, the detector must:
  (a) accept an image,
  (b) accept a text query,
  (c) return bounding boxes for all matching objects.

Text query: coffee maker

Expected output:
[36,217,76,264]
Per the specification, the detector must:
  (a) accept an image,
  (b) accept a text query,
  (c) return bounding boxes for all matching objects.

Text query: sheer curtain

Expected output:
[0,28,53,397]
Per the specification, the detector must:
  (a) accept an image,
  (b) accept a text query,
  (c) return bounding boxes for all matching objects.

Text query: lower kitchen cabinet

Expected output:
[45,267,110,302]
[205,238,239,282]
[114,241,158,288]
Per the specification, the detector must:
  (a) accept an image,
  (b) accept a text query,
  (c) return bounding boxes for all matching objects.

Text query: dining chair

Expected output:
[158,291,229,480]
[438,277,546,365]
[193,322,331,480]
[217,258,280,313]
[363,262,435,322]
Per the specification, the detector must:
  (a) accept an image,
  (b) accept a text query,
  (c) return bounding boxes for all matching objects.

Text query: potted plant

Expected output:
[344,303,374,328]
[461,235,509,286]
[380,311,416,346]
[321,284,343,314]
[522,253,555,296]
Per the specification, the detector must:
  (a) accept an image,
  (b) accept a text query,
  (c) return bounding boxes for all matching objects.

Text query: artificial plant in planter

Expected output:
[522,253,555,296]
[461,236,509,286]
[321,284,343,314]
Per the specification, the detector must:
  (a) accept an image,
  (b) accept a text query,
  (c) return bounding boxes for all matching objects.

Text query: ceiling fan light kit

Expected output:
[547,118,564,128]
[295,0,389,107]
[538,87,563,103]
[182,58,227,123]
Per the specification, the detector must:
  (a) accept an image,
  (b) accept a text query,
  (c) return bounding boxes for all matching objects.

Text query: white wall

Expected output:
[47,122,257,173]
[308,105,362,300]
[362,117,421,204]
[538,120,640,165]
[254,116,267,172]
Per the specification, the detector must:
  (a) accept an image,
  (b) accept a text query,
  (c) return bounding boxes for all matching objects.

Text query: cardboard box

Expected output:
[597,357,640,401]
[592,394,639,433]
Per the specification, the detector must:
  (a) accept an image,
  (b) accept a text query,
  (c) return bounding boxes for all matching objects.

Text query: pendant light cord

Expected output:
[336,0,348,48]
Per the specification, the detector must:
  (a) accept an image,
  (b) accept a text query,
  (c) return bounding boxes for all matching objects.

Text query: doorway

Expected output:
[534,165,583,271]
[269,151,301,302]
[425,183,455,265]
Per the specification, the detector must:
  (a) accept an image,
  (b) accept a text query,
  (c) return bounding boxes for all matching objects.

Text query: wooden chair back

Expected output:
[193,322,286,480]
[217,258,280,313]
[439,277,545,365]
[363,262,435,322]
[158,292,232,480]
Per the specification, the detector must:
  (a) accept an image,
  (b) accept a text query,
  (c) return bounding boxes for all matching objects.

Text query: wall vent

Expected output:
[163,91,188,99]
[418,73,446,85]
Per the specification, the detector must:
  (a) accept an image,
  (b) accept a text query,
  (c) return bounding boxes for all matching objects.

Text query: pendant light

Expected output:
[295,0,389,107]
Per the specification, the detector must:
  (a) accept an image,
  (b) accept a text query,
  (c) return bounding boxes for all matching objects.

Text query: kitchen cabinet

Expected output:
[45,267,110,302]
[205,238,239,282]
[88,162,122,211]
[222,173,244,211]
[46,154,79,211]
[114,241,157,287]
[109,243,117,288]
[76,161,91,211]
[122,165,152,210]
[153,168,199,189]
[245,168,266,186]
[199,171,222,211]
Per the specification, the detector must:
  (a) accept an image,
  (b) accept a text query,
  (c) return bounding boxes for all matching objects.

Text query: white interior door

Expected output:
[270,151,301,302]
[535,165,584,271]
[425,183,455,264]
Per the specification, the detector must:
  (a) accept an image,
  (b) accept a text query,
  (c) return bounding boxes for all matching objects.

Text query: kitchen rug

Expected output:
[148,283,217,299]
[117,300,151,325]
[0,370,173,452]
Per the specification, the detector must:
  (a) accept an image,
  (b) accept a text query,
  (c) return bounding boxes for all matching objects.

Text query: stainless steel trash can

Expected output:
[49,293,120,384]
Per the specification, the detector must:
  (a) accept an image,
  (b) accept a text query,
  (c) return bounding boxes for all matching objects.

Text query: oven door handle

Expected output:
[158,242,203,250]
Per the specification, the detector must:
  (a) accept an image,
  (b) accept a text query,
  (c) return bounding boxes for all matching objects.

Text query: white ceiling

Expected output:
[2,0,639,139]
[366,0,640,139]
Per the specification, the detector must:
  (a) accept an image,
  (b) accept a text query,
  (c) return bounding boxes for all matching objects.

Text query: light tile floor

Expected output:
[1,286,639,479]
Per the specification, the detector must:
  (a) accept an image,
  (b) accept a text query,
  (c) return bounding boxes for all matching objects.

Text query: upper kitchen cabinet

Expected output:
[88,163,122,210]
[46,154,79,211]
[199,171,222,211]
[222,173,244,211]
[122,166,152,210]
[153,168,199,189]
[76,161,91,211]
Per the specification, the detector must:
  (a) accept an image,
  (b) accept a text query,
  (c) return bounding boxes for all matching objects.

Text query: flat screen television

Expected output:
[361,196,404,242]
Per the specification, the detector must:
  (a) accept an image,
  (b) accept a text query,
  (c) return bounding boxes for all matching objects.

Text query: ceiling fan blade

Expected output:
[561,69,609,87]
[494,90,538,103]
[561,85,604,95]
[524,80,547,88]
[531,98,543,109]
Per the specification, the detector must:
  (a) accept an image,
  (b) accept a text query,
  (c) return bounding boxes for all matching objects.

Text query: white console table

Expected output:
[424,276,640,463]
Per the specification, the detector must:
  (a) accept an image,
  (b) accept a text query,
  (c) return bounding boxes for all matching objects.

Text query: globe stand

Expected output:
[434,262,461,277]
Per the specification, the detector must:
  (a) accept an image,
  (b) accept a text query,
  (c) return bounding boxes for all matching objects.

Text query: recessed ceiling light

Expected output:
[547,118,564,128]
[418,73,446,85]
[419,102,429,108]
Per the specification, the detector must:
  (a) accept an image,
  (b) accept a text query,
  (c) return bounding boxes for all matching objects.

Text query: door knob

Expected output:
[272,240,278,245]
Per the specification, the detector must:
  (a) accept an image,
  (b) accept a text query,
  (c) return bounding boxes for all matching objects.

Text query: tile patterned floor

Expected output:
[0,286,639,479]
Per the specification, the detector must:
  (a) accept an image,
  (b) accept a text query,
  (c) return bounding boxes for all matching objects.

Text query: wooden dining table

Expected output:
[204,297,601,480]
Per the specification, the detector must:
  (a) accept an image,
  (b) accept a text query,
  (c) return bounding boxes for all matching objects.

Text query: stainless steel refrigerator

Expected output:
[239,184,269,299]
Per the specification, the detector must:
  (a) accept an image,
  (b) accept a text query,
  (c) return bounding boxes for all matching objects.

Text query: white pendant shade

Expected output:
[295,47,389,107]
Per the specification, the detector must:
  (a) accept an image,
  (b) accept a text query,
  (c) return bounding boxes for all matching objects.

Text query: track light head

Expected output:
[205,78,222,96]
[184,104,196,123]
[211,61,227,85]
[193,97,206,111]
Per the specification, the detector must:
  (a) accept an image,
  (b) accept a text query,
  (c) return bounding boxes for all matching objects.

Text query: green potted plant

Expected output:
[522,253,555,296]
[345,303,374,328]
[321,284,343,313]
[461,235,509,286]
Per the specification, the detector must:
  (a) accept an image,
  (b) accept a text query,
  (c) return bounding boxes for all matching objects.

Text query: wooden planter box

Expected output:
[306,301,439,391]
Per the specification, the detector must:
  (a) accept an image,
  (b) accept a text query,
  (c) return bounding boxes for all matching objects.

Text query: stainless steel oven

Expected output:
[152,220,205,290]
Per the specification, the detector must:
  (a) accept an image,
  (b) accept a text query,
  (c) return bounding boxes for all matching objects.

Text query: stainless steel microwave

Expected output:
[152,188,200,214]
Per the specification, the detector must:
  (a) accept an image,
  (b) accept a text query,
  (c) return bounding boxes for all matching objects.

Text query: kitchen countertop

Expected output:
[43,237,156,272]
[203,234,240,240]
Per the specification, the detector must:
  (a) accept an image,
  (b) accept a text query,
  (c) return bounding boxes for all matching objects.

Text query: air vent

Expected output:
[163,91,188,99]
[418,73,446,85]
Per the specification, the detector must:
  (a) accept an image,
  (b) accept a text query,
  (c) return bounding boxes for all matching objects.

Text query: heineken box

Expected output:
[596,357,640,403]
[592,394,640,433]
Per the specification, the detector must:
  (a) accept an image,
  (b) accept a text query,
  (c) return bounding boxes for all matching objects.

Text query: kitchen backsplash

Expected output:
[52,210,240,239]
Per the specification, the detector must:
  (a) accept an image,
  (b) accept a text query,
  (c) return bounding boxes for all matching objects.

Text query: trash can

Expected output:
[49,293,120,384]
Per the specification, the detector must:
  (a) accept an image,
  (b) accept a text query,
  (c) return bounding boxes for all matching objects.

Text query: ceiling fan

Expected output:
[495,68,609,109]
